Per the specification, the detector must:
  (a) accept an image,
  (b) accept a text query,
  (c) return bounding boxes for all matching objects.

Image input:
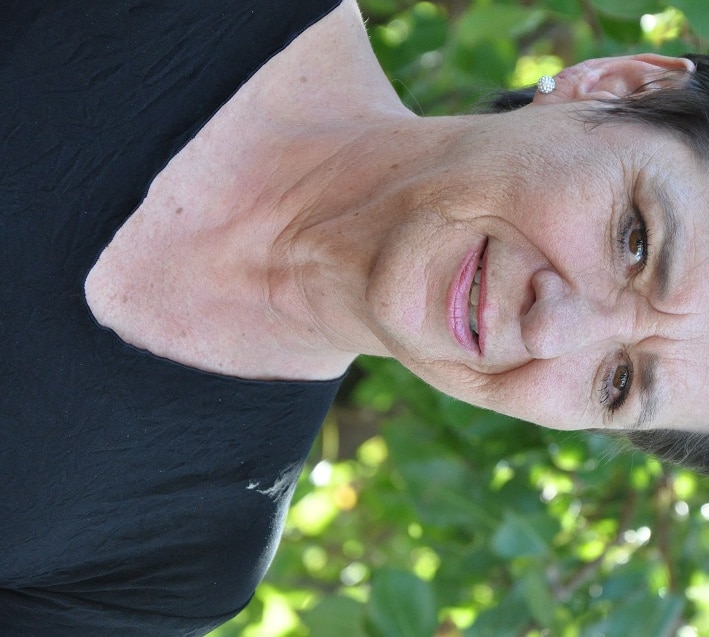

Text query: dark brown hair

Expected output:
[486,54,709,473]
[587,53,709,159]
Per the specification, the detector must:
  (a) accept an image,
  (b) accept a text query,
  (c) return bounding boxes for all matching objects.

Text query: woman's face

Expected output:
[365,102,709,432]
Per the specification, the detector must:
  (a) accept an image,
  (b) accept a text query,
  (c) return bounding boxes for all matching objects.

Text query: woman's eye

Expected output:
[619,211,649,271]
[628,227,645,264]
[599,363,632,414]
[612,366,629,392]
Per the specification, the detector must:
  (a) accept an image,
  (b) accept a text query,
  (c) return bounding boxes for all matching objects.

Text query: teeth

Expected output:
[468,265,482,337]
[469,310,478,336]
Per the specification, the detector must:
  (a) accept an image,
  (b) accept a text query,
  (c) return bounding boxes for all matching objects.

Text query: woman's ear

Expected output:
[533,54,695,105]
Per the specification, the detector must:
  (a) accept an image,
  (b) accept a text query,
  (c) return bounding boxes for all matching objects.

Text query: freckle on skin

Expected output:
[175,207,183,215]
[300,75,307,83]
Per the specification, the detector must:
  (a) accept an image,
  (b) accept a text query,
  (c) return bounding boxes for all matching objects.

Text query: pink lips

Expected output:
[448,241,486,354]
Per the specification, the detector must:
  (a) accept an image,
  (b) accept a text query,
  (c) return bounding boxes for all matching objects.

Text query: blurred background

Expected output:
[209,2,709,635]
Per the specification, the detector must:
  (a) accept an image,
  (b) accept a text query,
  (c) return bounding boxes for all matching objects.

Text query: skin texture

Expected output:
[85,0,709,434]
[300,55,709,435]
[363,107,709,433]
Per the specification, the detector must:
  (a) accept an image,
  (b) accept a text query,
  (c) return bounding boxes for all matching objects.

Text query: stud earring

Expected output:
[537,75,556,94]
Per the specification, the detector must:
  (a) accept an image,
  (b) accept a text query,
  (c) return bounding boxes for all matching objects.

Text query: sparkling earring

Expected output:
[537,75,556,94]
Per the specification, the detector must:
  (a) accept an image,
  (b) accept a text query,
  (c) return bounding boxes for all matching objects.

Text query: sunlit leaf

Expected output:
[671,0,709,41]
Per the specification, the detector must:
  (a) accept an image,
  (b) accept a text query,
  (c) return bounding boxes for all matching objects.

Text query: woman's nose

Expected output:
[520,269,629,359]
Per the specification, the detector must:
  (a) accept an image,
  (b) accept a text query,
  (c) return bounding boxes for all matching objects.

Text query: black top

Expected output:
[0,1,343,635]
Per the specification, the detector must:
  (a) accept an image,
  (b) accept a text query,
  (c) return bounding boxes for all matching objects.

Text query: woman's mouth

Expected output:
[468,264,481,337]
[449,240,487,354]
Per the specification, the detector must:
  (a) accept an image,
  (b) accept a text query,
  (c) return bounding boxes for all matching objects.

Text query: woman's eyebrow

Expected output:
[633,354,659,430]
[654,186,680,301]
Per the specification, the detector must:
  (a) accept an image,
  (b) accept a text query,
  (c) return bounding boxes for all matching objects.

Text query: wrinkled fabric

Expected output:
[0,1,343,635]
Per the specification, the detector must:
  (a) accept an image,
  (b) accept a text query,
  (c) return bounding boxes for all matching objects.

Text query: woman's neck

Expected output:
[85,0,506,381]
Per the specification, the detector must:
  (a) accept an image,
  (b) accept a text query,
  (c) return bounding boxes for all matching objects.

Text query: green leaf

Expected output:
[597,567,651,601]
[542,0,584,17]
[302,596,367,637]
[491,511,554,558]
[366,568,438,637]
[672,0,709,41]
[465,585,532,637]
[522,565,556,627]
[581,593,685,637]
[597,13,643,43]
[590,0,662,19]
[457,5,545,48]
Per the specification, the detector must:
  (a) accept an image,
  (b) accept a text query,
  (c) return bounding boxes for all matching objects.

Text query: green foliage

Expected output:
[367,568,439,637]
[209,3,709,636]
[210,358,709,637]
[361,0,707,115]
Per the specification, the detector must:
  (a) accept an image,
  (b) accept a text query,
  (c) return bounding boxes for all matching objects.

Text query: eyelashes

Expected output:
[617,208,650,273]
[598,362,633,415]
[599,208,649,418]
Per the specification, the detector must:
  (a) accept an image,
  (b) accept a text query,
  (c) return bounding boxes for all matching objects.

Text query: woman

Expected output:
[2,0,709,634]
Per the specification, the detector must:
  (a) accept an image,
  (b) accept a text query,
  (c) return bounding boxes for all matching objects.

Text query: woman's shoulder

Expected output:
[84,0,394,382]
[230,0,402,127]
